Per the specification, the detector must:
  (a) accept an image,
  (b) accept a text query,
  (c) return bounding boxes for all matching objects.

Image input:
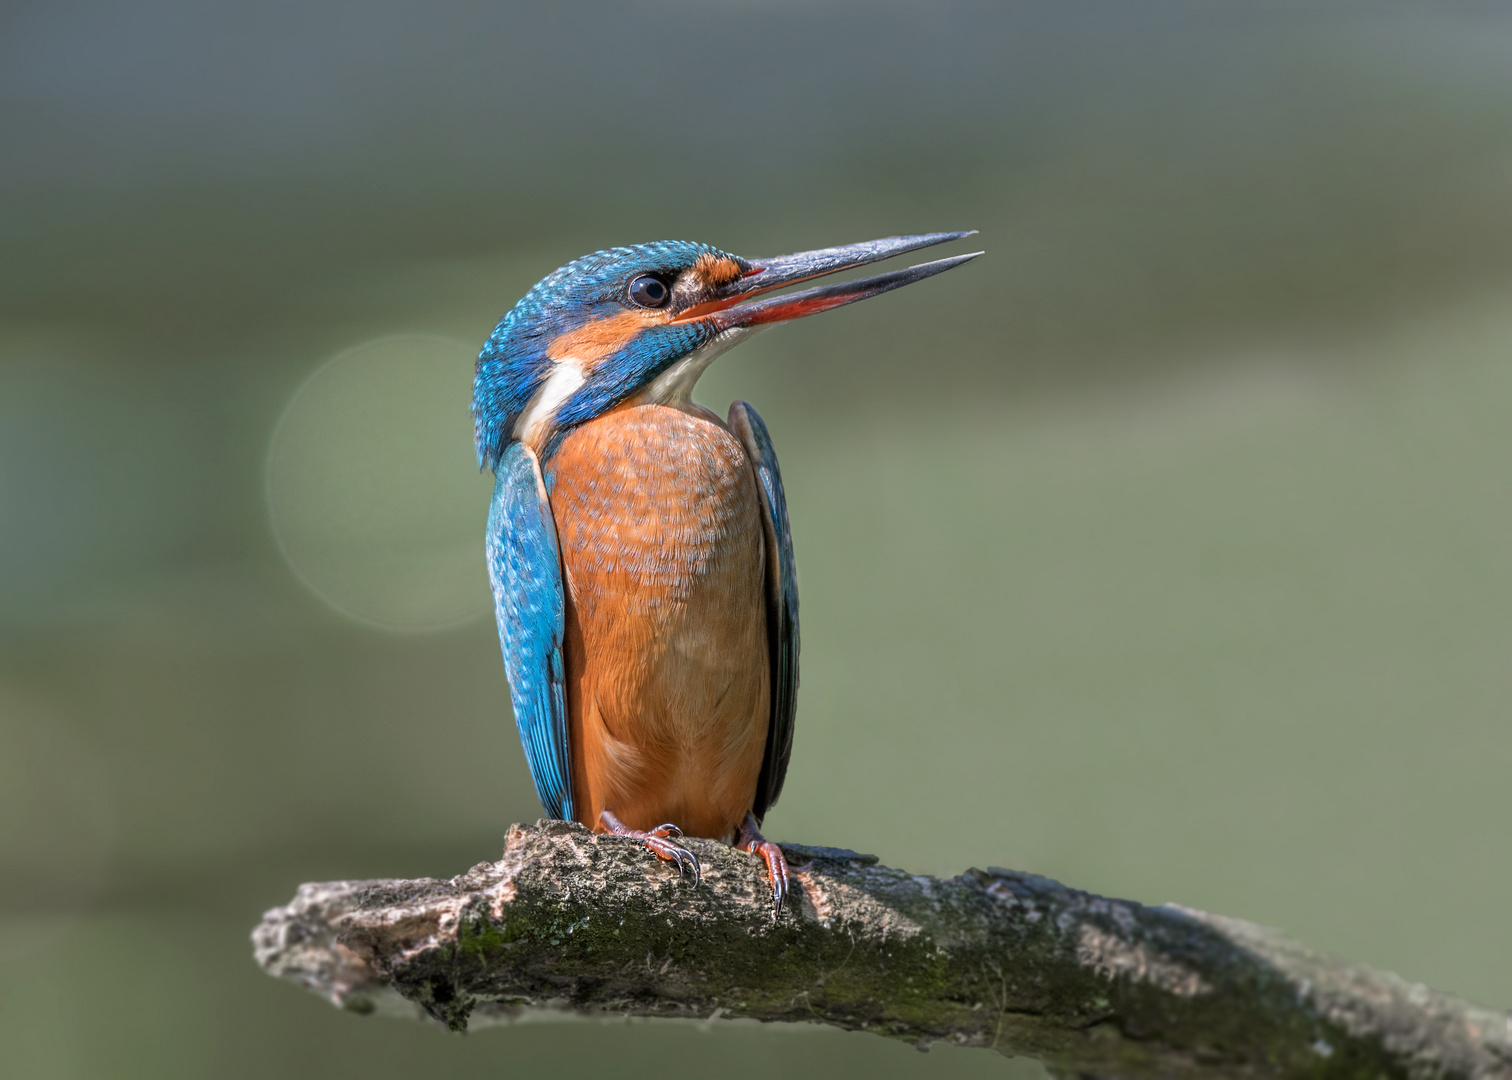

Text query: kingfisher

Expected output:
[473,232,980,910]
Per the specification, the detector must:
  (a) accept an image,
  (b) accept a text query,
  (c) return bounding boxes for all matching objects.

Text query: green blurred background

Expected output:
[2,3,1510,1077]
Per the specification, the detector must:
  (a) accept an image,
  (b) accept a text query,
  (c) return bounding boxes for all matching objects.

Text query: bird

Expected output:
[473,232,980,912]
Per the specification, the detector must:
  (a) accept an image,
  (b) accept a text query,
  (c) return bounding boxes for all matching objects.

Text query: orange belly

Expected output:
[548,403,769,842]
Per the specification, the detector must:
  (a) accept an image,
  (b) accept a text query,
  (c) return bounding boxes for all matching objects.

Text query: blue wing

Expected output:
[486,441,574,821]
[729,401,799,821]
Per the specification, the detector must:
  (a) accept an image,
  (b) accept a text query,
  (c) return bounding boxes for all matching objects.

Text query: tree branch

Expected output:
[252,820,1505,1079]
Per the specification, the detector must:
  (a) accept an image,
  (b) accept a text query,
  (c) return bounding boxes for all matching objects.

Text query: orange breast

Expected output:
[548,403,769,842]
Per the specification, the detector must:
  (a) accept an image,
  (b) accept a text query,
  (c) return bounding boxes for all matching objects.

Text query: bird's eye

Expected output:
[628,275,670,308]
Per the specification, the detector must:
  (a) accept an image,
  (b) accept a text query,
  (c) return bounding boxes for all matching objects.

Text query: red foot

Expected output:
[599,810,701,885]
[737,811,789,917]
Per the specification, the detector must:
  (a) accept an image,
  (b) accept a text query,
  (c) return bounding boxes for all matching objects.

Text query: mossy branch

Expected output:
[252,820,1505,1079]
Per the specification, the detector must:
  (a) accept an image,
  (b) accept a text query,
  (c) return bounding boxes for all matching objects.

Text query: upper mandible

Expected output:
[472,233,981,470]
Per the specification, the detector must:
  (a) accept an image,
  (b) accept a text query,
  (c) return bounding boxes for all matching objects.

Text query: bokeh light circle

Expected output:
[266,335,495,631]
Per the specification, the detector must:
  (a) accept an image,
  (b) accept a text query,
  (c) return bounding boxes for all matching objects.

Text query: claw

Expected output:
[674,843,703,885]
[649,835,701,885]
[600,810,701,887]
[736,811,790,919]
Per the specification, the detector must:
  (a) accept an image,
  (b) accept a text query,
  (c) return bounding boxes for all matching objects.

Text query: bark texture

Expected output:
[252,820,1507,1079]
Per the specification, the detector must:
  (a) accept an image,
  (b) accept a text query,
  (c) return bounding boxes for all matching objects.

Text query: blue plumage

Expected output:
[472,232,977,903]
[552,320,713,430]
[473,242,741,470]
[486,442,572,820]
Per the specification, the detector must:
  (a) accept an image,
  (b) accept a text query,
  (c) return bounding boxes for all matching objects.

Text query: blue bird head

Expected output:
[472,232,980,469]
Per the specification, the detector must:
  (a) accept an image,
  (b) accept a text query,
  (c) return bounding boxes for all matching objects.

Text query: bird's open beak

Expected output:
[673,231,981,330]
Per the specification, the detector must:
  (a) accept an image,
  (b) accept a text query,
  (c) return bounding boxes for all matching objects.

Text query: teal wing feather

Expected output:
[486,441,574,821]
[729,401,799,821]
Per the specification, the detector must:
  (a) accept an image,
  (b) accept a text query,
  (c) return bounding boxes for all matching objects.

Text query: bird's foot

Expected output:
[599,810,701,885]
[736,811,789,918]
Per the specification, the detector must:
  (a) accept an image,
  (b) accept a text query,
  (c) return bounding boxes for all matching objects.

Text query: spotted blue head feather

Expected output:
[475,231,979,835]
[473,241,743,470]
[472,233,982,471]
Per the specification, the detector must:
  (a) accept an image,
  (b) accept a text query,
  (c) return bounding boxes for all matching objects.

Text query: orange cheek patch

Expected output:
[691,253,744,288]
[547,309,667,367]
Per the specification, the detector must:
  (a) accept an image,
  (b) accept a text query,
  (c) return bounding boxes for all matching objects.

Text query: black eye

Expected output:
[628,275,670,308]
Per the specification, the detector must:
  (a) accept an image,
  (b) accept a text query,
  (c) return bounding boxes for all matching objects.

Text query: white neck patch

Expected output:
[513,358,587,448]
[513,324,766,446]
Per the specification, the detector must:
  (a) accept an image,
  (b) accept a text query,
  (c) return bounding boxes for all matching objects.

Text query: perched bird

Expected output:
[473,232,979,909]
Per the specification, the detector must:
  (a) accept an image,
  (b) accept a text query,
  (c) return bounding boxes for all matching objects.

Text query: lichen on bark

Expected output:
[252,820,1508,1079]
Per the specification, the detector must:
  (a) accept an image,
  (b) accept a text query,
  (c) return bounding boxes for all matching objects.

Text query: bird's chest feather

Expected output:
[545,404,770,835]
[545,404,767,741]
[546,404,761,617]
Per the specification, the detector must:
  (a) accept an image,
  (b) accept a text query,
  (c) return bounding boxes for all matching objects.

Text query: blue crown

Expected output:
[472,241,741,469]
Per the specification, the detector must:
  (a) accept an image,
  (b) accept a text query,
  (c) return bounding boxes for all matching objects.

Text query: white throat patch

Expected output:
[513,324,765,446]
[634,326,763,410]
